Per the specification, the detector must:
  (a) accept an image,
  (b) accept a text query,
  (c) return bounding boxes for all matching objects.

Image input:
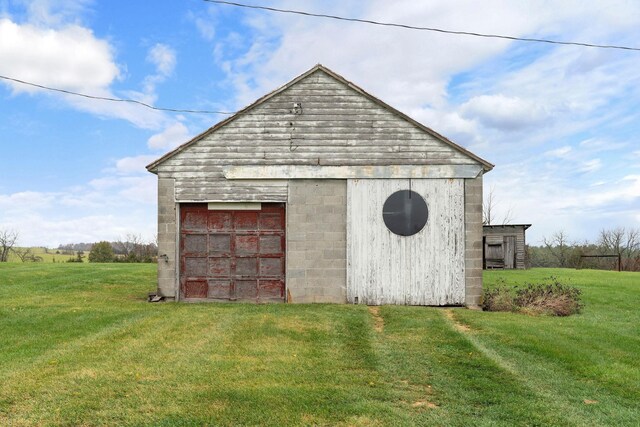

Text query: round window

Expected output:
[382,190,428,236]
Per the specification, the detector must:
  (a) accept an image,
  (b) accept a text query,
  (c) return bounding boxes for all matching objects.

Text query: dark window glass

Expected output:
[382,190,428,236]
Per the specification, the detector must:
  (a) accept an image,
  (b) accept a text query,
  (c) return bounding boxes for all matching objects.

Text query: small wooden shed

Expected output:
[483,224,531,269]
[147,64,493,306]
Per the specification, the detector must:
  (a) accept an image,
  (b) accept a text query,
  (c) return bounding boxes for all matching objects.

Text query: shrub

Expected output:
[89,241,115,263]
[514,277,583,316]
[481,286,515,312]
[481,276,583,316]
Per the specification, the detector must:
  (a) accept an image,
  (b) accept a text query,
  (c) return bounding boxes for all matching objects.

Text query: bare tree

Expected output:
[13,247,43,263]
[0,229,19,262]
[13,247,32,262]
[115,233,143,257]
[542,230,572,267]
[115,233,156,261]
[483,186,514,225]
[598,227,640,271]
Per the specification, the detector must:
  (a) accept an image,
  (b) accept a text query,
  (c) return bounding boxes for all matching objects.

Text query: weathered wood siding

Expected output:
[483,226,528,269]
[156,70,479,202]
[504,236,516,269]
[347,179,465,305]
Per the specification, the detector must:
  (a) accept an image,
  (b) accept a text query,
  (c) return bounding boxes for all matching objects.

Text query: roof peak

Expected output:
[147,64,493,172]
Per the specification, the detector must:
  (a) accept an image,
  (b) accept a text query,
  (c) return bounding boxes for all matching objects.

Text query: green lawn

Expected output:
[0,264,638,426]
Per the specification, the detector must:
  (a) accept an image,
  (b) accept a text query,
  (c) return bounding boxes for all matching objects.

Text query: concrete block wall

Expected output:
[464,175,483,307]
[286,180,347,303]
[157,177,177,299]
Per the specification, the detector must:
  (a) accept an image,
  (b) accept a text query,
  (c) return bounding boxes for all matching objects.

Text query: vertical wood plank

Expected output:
[347,179,465,305]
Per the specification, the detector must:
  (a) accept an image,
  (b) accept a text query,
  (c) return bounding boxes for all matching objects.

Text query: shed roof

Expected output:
[147,64,493,173]
[483,224,532,230]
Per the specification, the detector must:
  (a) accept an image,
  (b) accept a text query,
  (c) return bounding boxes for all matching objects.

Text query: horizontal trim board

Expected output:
[180,144,455,153]
[225,165,483,179]
[208,202,262,210]
[178,179,287,186]
[177,198,287,203]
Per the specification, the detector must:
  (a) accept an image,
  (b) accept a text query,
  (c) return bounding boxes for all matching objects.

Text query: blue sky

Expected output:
[1,0,639,247]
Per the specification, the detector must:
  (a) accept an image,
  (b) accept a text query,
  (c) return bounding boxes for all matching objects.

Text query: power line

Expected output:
[0,75,234,115]
[205,0,640,52]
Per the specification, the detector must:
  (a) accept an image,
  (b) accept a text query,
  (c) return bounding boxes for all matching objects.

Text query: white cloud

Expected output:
[147,43,176,77]
[483,159,640,243]
[411,107,480,147]
[88,177,118,191]
[0,212,156,248]
[61,91,168,129]
[118,176,156,204]
[0,18,119,94]
[217,1,527,108]
[0,176,157,247]
[466,48,640,147]
[580,175,640,207]
[115,155,159,175]
[147,122,191,151]
[461,94,551,131]
[218,1,640,109]
[545,146,572,157]
[0,190,57,209]
[188,8,216,41]
[578,138,626,152]
[0,16,170,129]
[16,0,94,28]
[142,43,177,103]
[580,159,602,173]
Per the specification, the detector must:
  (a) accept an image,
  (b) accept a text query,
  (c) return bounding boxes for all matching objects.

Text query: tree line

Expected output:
[86,236,158,263]
[0,230,157,263]
[529,227,640,271]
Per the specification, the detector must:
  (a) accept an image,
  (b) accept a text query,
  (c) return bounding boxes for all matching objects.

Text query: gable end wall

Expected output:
[156,70,481,203]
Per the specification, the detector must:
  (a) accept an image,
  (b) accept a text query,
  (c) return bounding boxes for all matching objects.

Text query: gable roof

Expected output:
[147,64,493,173]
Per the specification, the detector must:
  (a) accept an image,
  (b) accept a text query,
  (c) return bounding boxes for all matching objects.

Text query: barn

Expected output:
[146,64,493,306]
[483,224,531,269]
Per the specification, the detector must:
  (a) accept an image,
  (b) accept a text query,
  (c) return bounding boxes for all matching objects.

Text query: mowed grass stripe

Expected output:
[441,308,610,426]
[373,306,573,426]
[454,268,640,426]
[0,264,638,425]
[0,263,155,378]
[0,266,398,426]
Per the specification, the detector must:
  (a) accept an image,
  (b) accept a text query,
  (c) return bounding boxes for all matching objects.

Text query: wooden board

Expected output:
[504,236,516,269]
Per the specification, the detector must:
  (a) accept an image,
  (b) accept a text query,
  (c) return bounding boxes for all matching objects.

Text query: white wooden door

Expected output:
[347,179,465,305]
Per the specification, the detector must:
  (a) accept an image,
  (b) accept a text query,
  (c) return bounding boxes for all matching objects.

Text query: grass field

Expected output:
[0,264,638,426]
